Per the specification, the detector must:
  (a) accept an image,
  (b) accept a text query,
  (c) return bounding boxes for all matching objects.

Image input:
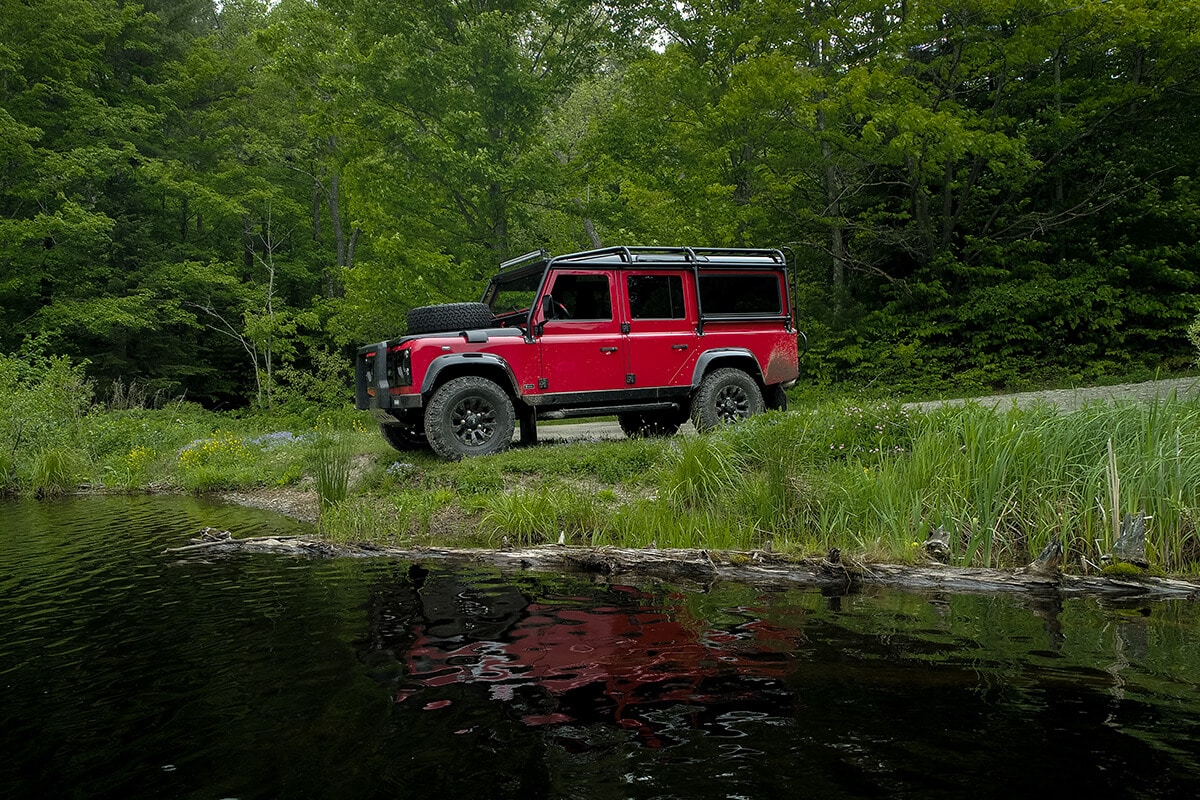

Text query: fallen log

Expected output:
[163,535,1200,601]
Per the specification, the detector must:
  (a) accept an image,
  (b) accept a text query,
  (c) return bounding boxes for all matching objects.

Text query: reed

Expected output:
[478,484,604,546]
[808,396,1200,570]
[313,432,351,511]
[28,445,85,497]
[318,496,398,544]
[659,434,743,510]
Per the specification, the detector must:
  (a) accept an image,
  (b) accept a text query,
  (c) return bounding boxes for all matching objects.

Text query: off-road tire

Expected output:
[425,376,516,459]
[766,384,789,411]
[618,409,685,438]
[406,302,494,336]
[379,421,428,452]
[691,368,763,431]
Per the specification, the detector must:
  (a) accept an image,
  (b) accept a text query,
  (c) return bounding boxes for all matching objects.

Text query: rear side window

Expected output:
[550,273,612,320]
[698,274,781,316]
[628,274,685,319]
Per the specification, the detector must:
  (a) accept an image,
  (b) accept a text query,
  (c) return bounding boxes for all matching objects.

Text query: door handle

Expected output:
[600,347,618,353]
[671,344,689,351]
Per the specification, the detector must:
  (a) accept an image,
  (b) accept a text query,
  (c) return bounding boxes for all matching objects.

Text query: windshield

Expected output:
[484,269,543,315]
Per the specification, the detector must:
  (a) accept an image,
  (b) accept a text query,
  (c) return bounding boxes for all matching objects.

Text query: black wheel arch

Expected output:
[420,353,523,405]
[690,349,765,390]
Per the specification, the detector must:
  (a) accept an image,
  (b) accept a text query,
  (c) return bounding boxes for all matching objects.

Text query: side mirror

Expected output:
[533,294,555,337]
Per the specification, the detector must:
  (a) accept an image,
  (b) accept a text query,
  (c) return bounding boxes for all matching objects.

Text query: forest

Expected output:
[3,0,1200,410]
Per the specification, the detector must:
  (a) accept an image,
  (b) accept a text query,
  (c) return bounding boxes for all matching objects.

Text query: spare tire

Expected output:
[406,302,494,335]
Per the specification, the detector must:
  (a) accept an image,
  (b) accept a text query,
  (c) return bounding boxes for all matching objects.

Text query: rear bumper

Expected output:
[355,342,419,411]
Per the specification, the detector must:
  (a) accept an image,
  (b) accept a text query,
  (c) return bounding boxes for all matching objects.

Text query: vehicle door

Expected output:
[536,270,628,395]
[622,271,697,389]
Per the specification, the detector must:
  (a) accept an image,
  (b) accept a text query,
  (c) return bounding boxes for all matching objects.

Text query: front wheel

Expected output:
[691,368,763,431]
[424,376,516,459]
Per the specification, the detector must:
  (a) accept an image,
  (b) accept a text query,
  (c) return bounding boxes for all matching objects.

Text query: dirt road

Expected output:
[539,376,1200,443]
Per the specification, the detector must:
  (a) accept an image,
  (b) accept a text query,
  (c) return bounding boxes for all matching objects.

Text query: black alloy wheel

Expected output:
[425,376,516,459]
[691,367,763,431]
[618,409,685,438]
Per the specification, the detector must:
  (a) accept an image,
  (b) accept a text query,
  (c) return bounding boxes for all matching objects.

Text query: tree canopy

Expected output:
[2,0,1198,404]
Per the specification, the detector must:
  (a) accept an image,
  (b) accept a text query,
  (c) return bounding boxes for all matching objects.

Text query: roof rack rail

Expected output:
[499,249,548,271]
[548,246,784,266]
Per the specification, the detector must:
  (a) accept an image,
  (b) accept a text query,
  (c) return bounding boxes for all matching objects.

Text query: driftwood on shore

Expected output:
[164,533,1200,602]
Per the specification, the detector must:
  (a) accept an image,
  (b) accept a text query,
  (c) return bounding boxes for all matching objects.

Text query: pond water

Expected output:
[2,497,1199,799]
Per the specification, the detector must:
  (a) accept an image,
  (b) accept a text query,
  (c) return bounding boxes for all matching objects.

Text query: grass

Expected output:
[4,362,1200,575]
[312,431,352,511]
[366,393,1200,574]
[28,445,86,497]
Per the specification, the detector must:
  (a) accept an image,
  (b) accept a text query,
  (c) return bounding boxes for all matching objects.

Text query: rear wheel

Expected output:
[618,409,685,438]
[691,368,763,431]
[425,376,516,459]
[379,420,428,452]
[766,384,789,412]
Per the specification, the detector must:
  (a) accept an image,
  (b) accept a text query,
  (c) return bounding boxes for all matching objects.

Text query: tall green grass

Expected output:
[28,446,86,497]
[312,432,351,510]
[718,396,1200,571]
[448,396,1200,572]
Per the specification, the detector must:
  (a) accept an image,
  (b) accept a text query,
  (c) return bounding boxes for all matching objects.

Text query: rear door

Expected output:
[622,271,697,389]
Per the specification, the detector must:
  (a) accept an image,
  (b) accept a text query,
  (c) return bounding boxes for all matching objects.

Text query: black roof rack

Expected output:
[544,246,785,268]
[498,249,549,272]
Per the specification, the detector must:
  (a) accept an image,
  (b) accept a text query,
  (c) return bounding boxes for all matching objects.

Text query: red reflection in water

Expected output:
[397,585,796,738]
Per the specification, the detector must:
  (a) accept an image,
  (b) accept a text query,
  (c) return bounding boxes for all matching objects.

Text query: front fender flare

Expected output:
[421,353,521,398]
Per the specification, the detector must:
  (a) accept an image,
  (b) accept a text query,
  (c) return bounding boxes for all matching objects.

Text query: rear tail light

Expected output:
[387,347,412,388]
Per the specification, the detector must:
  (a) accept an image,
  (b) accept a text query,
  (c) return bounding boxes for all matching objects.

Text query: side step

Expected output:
[538,401,682,421]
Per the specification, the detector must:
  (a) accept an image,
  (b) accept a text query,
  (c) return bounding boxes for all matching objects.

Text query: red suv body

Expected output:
[355,247,802,459]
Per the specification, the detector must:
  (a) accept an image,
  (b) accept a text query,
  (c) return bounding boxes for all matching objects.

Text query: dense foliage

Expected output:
[2,0,1199,403]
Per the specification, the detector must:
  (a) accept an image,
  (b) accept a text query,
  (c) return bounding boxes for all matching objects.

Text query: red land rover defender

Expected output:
[355,246,802,459]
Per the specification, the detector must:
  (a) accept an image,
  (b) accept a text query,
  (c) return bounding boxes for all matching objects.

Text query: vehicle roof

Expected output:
[491,246,787,282]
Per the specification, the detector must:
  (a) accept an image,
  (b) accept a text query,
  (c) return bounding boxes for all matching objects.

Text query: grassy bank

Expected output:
[4,354,1200,574]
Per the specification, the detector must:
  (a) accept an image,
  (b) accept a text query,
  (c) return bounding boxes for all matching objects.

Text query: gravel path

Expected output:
[542,376,1200,442]
[904,376,1200,414]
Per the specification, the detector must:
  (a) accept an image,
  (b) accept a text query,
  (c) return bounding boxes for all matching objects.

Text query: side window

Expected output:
[550,273,612,320]
[698,274,782,315]
[628,274,685,319]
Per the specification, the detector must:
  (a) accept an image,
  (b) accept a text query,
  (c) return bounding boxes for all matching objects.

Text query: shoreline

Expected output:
[165,533,1200,602]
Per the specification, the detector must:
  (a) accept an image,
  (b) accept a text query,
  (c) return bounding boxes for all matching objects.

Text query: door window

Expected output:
[550,273,612,320]
[628,274,685,319]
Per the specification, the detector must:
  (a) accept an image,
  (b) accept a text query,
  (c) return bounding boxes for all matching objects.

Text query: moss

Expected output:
[1101,561,1148,577]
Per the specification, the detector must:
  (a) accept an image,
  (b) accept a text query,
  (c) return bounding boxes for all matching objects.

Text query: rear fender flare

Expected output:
[691,349,764,389]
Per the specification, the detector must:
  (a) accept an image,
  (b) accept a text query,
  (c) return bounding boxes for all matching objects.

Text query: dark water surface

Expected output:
[2,497,1199,799]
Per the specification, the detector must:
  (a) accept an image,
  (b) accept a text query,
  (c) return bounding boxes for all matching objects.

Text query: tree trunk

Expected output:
[331,172,345,268]
[583,216,602,249]
[164,539,1200,601]
[817,106,845,306]
[490,181,509,263]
